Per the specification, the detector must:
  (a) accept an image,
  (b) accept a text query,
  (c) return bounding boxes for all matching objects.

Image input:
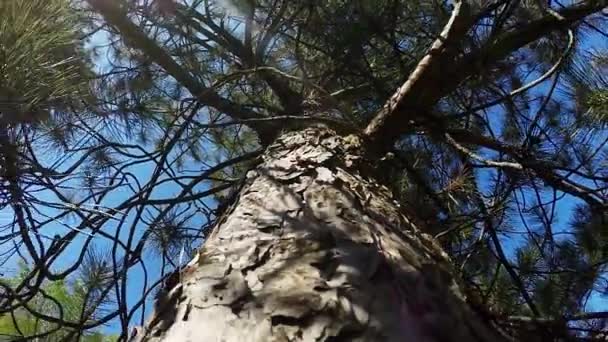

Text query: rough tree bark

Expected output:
[134,126,507,342]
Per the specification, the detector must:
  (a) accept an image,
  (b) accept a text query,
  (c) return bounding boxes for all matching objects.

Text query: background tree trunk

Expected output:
[137,126,506,342]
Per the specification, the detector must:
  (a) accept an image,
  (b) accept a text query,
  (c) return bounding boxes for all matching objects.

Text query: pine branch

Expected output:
[364,0,607,148]
[364,0,473,145]
[508,311,608,323]
[446,128,606,208]
[173,1,304,113]
[451,28,575,121]
[86,0,270,134]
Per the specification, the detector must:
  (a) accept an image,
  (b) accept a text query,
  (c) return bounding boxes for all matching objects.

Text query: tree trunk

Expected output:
[136,126,506,342]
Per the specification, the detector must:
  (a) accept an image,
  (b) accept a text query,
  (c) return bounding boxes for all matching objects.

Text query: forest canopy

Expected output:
[0,0,607,340]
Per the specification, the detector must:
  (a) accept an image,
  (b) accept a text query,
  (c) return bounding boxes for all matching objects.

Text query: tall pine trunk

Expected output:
[136,126,505,341]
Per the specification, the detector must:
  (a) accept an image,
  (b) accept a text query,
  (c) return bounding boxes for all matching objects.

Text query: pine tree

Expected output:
[2,0,608,340]
[0,262,117,341]
[0,0,112,339]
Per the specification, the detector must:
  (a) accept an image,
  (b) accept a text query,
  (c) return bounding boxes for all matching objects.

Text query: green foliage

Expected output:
[0,0,91,125]
[586,90,608,124]
[0,264,117,341]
